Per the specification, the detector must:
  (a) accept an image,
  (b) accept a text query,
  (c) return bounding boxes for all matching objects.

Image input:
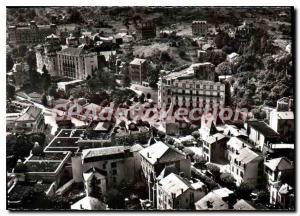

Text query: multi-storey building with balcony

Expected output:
[57,47,98,80]
[158,63,225,111]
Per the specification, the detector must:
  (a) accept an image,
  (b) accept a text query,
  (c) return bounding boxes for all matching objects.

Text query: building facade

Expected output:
[139,141,191,207]
[158,63,225,110]
[230,147,264,187]
[36,34,61,76]
[192,21,208,36]
[269,98,294,142]
[156,173,206,210]
[81,146,142,191]
[57,47,98,80]
[8,21,56,45]
[136,21,156,40]
[246,121,281,151]
[129,58,148,85]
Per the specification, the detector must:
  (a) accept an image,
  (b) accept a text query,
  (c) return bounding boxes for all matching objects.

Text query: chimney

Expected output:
[147,152,151,158]
[181,188,184,194]
[179,172,185,178]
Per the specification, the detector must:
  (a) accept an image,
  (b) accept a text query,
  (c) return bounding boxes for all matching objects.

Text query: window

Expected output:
[240,171,244,178]
[112,169,117,175]
[217,86,220,90]
[210,85,213,90]
[111,162,117,168]
[102,163,106,169]
[113,177,117,183]
[196,84,200,89]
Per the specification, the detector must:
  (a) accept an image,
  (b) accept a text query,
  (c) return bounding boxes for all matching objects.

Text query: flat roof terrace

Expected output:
[44,129,113,152]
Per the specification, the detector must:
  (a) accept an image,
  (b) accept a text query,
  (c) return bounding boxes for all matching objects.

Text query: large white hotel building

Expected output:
[158,63,225,111]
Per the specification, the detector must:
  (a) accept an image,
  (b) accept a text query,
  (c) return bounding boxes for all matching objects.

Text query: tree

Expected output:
[216,61,232,75]
[29,133,46,147]
[149,64,160,88]
[41,94,47,106]
[139,93,145,104]
[21,184,52,209]
[146,93,151,99]
[191,131,200,139]
[236,183,253,199]
[12,45,27,59]
[256,190,269,205]
[6,84,15,100]
[41,65,51,93]
[14,160,28,173]
[160,51,172,62]
[48,83,58,99]
[32,142,43,156]
[67,8,83,24]
[220,173,236,190]
[214,30,231,49]
[25,49,37,71]
[206,164,221,180]
[7,54,14,72]
[122,64,131,87]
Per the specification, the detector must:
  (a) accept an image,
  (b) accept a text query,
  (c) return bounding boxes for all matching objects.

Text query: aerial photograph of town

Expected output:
[6,6,295,211]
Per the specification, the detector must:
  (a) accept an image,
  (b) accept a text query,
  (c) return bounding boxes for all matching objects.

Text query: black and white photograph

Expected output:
[5,5,295,211]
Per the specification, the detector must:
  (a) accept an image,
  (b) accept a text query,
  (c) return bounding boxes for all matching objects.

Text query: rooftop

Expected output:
[158,173,190,198]
[247,121,281,139]
[276,111,294,120]
[279,183,293,194]
[233,199,256,210]
[195,191,228,210]
[236,147,261,164]
[213,188,234,198]
[264,157,294,171]
[71,196,107,210]
[139,141,185,165]
[16,106,42,122]
[130,58,146,65]
[82,146,134,161]
[204,133,227,145]
[163,62,214,80]
[192,20,207,24]
[58,47,86,56]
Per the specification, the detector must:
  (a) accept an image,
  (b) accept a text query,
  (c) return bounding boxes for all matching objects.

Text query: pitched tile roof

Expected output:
[236,147,261,164]
[82,146,130,159]
[16,106,42,122]
[233,199,256,210]
[139,141,185,165]
[247,121,281,139]
[264,157,294,171]
[158,173,190,198]
[195,191,228,210]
